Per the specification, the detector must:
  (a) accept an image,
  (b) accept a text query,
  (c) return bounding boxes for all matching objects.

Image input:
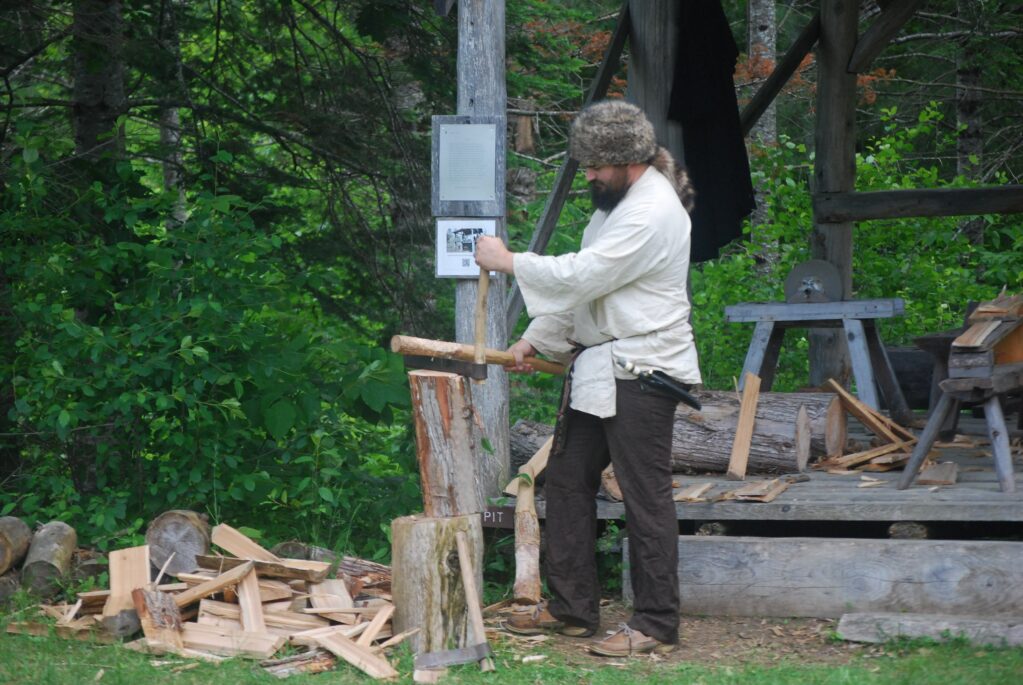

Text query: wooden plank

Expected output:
[622,536,1023,617]
[733,479,789,503]
[195,555,329,582]
[356,604,395,647]
[726,299,904,323]
[838,612,1023,646]
[178,572,292,602]
[290,623,368,648]
[315,632,399,680]
[211,523,281,562]
[828,441,911,468]
[847,0,925,72]
[236,564,267,633]
[741,13,820,136]
[916,462,958,486]
[181,622,284,659]
[102,545,151,617]
[952,320,1003,349]
[199,599,328,634]
[823,378,905,446]
[174,560,254,608]
[814,186,1023,223]
[673,483,714,502]
[727,373,761,480]
[309,578,357,624]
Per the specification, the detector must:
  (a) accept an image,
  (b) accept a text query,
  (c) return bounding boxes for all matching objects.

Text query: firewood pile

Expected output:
[1,512,410,680]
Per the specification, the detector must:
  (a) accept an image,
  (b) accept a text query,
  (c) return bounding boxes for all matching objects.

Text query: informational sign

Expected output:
[431,114,505,218]
[435,218,496,278]
[438,124,497,202]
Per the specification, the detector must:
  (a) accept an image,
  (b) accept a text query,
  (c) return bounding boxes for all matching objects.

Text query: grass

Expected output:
[1,622,1021,685]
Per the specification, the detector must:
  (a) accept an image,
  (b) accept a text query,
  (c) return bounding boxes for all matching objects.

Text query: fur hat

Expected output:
[569,100,657,168]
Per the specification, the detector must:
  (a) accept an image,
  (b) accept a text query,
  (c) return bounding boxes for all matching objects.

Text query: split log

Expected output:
[510,391,845,475]
[408,370,493,516]
[131,588,184,648]
[270,541,338,564]
[391,513,483,655]
[0,516,31,575]
[21,520,77,597]
[145,510,211,576]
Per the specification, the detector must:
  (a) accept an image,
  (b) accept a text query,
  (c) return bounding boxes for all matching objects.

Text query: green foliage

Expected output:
[692,104,1022,391]
[0,134,418,559]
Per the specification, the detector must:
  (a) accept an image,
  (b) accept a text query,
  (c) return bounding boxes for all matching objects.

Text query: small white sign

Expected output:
[436,218,496,278]
[438,124,497,202]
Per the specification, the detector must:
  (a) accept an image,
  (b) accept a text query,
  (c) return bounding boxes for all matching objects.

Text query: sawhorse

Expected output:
[725,299,913,426]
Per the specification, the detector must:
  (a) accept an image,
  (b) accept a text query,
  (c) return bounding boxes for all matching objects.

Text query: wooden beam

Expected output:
[505,1,631,331]
[847,0,924,73]
[814,186,1023,222]
[810,0,859,386]
[837,612,1023,646]
[624,536,1023,617]
[740,13,820,136]
[174,560,254,608]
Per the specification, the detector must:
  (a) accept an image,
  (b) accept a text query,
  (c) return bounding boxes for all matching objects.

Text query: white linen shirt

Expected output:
[514,166,701,418]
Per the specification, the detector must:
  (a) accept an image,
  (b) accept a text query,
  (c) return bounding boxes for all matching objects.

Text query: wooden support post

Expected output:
[810,0,859,386]
[391,513,484,656]
[453,0,509,503]
[983,395,1016,493]
[408,370,490,517]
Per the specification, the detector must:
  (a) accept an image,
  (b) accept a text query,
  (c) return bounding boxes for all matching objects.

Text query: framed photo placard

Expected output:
[435,218,496,278]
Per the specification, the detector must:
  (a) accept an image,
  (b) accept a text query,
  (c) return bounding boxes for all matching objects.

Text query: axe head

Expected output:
[403,355,488,380]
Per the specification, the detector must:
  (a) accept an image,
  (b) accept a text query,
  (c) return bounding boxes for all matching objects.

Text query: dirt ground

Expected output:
[489,600,879,667]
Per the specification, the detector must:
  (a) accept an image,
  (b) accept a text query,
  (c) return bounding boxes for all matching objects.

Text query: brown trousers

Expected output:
[544,378,680,643]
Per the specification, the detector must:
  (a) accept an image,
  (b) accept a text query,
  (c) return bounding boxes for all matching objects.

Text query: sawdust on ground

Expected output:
[489,600,878,668]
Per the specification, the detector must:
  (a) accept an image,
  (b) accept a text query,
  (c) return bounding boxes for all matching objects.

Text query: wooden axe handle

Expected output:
[391,335,565,376]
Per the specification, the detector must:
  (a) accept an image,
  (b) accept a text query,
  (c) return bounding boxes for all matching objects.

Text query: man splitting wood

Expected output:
[475,100,701,657]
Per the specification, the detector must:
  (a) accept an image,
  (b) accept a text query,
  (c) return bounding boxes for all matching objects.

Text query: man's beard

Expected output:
[589,168,630,212]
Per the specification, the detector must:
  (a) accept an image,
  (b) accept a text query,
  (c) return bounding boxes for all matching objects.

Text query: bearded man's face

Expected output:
[585,165,631,212]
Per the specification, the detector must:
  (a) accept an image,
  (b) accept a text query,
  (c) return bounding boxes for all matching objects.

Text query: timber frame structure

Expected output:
[439,0,1023,495]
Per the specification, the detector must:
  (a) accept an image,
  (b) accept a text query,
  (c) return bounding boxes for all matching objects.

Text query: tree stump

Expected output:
[21,521,77,597]
[0,516,31,575]
[409,370,494,516]
[145,510,211,575]
[510,391,845,475]
[391,513,484,655]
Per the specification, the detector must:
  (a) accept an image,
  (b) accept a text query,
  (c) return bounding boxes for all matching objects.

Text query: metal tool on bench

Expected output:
[614,356,702,410]
[784,259,842,303]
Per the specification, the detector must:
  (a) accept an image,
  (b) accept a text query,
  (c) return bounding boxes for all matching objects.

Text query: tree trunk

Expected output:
[955,0,984,245]
[72,0,126,160]
[409,370,493,517]
[0,516,31,575]
[145,510,211,576]
[509,392,844,475]
[454,0,509,504]
[391,513,483,655]
[748,0,778,264]
[21,521,77,597]
[157,0,187,225]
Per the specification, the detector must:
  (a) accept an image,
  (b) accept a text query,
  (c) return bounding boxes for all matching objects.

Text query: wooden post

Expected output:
[453,0,509,501]
[810,0,859,386]
[409,370,494,517]
[391,513,484,655]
